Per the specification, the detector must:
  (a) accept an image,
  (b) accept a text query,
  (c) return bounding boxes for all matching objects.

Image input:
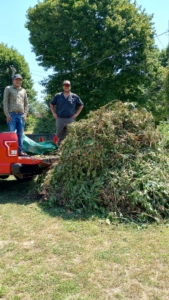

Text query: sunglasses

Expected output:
[63,84,70,87]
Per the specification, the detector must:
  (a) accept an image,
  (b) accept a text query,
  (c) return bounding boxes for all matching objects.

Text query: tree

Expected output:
[164,60,169,119]
[146,45,169,123]
[158,45,169,68]
[0,43,36,125]
[26,0,162,117]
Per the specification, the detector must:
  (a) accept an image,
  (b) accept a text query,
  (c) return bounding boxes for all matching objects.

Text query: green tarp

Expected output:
[23,134,58,155]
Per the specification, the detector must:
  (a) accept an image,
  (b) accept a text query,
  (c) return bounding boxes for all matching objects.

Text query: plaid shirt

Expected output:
[3,85,28,117]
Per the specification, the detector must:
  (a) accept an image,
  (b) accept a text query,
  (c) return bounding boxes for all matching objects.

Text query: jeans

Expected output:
[7,112,25,153]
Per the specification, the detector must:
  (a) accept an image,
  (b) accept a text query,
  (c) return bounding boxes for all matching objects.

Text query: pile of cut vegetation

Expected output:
[39,101,169,222]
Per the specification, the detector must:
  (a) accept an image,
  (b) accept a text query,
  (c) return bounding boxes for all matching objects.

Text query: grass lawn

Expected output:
[0,177,169,300]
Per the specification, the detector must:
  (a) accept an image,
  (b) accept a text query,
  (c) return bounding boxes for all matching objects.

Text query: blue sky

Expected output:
[0,0,168,101]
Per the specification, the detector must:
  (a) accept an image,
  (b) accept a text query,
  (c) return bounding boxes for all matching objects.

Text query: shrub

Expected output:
[32,111,55,134]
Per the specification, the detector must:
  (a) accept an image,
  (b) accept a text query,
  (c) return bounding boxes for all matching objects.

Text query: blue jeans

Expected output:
[7,112,25,153]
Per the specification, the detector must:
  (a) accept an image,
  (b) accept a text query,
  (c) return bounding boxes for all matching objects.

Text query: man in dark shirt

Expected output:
[50,80,84,145]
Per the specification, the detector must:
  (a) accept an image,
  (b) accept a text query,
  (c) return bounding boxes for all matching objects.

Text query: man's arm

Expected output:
[73,105,83,119]
[3,87,11,122]
[23,91,28,121]
[73,95,84,119]
[50,103,57,119]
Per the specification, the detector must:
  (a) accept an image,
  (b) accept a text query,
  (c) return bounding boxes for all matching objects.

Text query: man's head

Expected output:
[13,74,22,88]
[63,80,71,92]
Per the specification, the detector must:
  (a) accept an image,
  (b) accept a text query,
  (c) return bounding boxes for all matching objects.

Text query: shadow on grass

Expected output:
[41,204,97,221]
[0,178,96,221]
[0,177,36,205]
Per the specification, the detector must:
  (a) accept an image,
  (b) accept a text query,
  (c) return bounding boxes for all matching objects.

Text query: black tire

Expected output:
[14,174,35,181]
[0,175,9,180]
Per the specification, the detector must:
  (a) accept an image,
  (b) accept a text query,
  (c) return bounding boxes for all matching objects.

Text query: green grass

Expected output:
[0,177,169,299]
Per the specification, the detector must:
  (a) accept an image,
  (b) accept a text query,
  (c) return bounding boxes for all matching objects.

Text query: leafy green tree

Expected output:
[158,45,169,68]
[164,60,169,119]
[26,0,162,117]
[147,46,169,123]
[132,45,168,123]
[0,43,36,125]
[25,101,56,133]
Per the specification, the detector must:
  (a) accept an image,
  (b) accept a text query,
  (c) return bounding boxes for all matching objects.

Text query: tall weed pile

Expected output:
[40,101,169,221]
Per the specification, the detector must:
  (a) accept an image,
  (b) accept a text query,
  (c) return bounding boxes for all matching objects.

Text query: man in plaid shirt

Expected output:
[3,74,28,156]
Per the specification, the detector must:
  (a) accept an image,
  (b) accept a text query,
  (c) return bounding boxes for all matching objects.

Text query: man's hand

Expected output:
[23,115,27,121]
[7,115,11,123]
[53,113,58,119]
[72,113,78,119]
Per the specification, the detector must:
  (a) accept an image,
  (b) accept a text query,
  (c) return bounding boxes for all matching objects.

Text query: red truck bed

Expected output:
[0,132,55,180]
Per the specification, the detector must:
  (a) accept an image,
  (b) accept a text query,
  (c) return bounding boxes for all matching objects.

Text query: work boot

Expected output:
[19,151,28,156]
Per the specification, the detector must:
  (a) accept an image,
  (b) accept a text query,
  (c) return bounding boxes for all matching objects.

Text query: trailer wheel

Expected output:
[14,174,35,181]
[0,175,9,179]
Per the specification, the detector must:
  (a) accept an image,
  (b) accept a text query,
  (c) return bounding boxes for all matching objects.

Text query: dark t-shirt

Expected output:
[50,92,84,118]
